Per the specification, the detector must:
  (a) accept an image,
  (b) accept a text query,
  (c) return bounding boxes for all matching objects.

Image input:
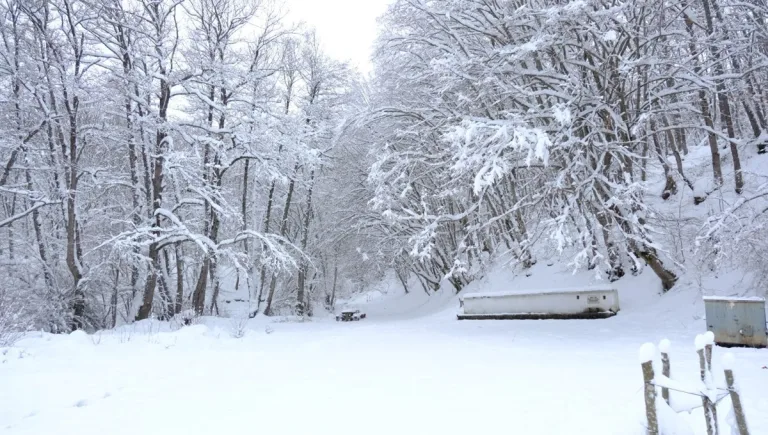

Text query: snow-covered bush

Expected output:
[229,317,248,339]
[698,176,768,294]
[0,287,32,346]
[171,310,200,331]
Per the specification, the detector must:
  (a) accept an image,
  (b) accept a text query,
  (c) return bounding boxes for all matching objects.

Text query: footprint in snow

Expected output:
[74,399,89,408]
[103,392,111,398]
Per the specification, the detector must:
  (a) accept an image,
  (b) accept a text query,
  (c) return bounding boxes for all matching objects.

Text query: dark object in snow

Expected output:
[703,296,767,348]
[173,309,197,326]
[336,309,366,322]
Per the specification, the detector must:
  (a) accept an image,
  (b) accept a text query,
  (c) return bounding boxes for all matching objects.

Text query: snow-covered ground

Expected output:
[3,265,767,435]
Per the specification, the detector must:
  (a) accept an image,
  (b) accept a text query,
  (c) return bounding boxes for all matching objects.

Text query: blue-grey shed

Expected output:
[704,296,767,348]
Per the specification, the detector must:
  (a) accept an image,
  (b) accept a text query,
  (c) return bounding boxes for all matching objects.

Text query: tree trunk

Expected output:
[192,259,209,314]
[638,249,678,292]
[264,164,299,316]
[241,159,250,253]
[65,93,83,330]
[296,170,315,316]
[395,267,409,294]
[111,267,120,328]
[256,179,277,313]
[136,98,170,320]
[209,257,221,316]
[158,249,174,320]
[136,4,173,319]
[650,121,677,200]
[329,263,338,309]
[661,115,694,191]
[701,0,743,194]
[683,3,723,191]
[26,166,52,289]
[594,208,623,281]
[175,243,184,315]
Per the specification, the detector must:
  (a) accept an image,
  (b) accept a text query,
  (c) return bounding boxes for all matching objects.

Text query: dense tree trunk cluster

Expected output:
[355,0,768,294]
[1,0,767,333]
[0,0,362,331]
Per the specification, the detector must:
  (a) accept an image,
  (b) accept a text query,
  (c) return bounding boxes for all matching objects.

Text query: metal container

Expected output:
[457,287,619,320]
[703,296,767,348]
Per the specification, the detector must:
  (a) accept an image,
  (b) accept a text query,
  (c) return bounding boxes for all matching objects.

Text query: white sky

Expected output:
[284,0,392,73]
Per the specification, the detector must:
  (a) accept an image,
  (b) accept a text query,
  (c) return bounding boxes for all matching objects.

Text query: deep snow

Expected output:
[2,263,767,435]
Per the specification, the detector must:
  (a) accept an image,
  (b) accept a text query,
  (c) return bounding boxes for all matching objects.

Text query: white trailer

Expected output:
[457,286,620,320]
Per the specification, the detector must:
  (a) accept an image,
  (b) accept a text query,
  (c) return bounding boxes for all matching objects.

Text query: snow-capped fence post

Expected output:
[659,339,671,405]
[639,343,659,435]
[704,331,715,372]
[696,334,719,435]
[722,353,750,435]
[640,334,754,435]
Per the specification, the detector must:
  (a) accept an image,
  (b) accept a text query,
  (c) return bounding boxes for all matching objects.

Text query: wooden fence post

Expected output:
[696,334,718,435]
[704,331,715,372]
[639,343,659,435]
[722,353,750,435]
[659,339,671,405]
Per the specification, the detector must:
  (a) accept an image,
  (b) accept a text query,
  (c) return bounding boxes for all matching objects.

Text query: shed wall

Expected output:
[704,299,767,348]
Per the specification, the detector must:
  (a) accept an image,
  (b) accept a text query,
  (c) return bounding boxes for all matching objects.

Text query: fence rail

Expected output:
[638,333,750,435]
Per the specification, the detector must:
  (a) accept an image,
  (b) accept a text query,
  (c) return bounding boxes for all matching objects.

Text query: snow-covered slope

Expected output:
[335,258,736,332]
[3,261,768,435]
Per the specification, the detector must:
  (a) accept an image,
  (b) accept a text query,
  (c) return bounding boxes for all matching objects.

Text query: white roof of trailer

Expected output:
[461,286,617,300]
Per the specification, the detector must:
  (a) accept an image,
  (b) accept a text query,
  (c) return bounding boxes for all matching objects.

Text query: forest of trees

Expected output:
[0,0,766,333]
